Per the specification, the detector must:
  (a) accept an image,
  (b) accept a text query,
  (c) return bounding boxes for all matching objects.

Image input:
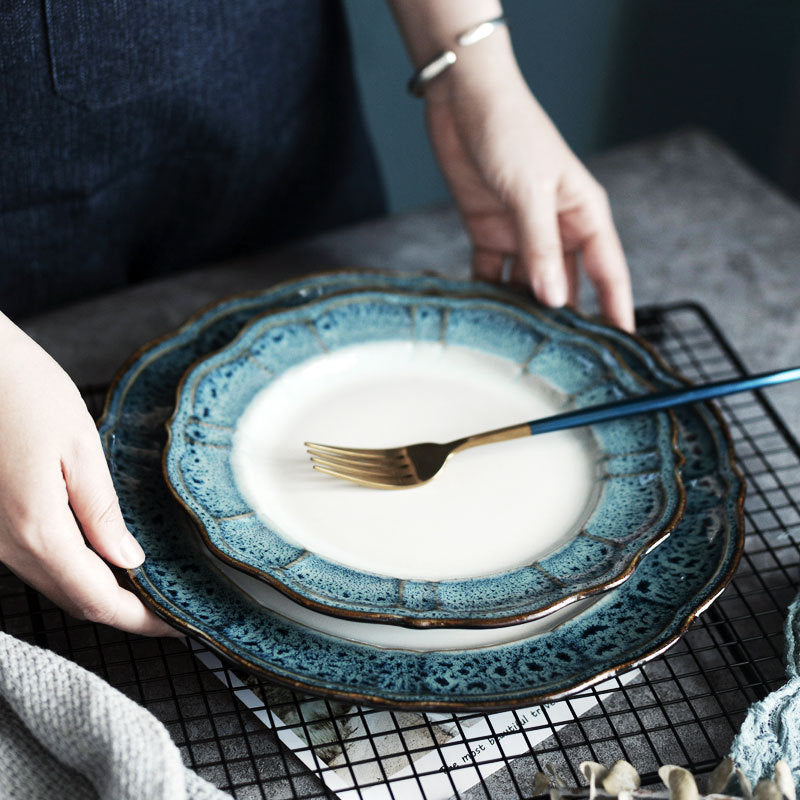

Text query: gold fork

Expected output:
[305,366,800,489]
[306,424,528,489]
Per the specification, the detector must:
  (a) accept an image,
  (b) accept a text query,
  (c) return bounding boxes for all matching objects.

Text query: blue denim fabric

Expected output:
[0,0,385,319]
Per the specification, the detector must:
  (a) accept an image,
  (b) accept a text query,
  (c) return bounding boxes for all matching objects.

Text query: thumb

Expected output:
[63,429,145,569]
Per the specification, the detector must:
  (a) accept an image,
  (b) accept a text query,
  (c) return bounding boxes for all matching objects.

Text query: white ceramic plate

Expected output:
[208,549,599,651]
[232,340,598,581]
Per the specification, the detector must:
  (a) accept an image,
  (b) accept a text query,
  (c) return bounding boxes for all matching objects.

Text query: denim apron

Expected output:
[0,0,385,319]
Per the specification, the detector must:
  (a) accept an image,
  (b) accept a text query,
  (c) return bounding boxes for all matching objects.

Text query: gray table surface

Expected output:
[15,129,800,796]
[21,129,800,439]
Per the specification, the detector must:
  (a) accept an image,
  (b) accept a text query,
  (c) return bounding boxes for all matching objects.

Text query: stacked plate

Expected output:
[99,271,744,711]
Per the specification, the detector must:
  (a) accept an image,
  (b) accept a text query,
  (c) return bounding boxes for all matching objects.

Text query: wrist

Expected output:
[422,27,521,105]
[402,6,518,100]
[390,0,503,65]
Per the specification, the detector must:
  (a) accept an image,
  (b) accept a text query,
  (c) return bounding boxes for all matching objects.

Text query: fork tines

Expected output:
[304,442,417,489]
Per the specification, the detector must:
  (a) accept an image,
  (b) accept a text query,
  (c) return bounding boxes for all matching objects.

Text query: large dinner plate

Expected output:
[163,291,684,627]
[99,272,744,711]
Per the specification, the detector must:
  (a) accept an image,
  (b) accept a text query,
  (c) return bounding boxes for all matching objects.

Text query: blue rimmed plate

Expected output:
[163,291,684,627]
[98,271,743,710]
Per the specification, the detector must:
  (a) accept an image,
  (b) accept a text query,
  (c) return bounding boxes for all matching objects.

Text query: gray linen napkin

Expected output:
[0,631,230,800]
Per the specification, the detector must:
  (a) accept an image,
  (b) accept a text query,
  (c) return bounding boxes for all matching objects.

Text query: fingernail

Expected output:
[534,274,568,308]
[120,533,146,567]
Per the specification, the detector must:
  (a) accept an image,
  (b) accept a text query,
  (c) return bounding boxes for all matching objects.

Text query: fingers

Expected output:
[504,178,633,330]
[58,523,178,636]
[512,187,568,308]
[59,429,179,636]
[64,425,145,570]
[581,216,635,333]
[6,501,179,637]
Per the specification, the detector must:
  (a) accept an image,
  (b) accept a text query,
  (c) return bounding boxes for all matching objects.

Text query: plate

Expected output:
[164,291,685,626]
[99,271,744,710]
[210,554,601,650]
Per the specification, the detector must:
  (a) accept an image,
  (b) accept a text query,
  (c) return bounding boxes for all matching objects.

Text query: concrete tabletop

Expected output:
[21,128,800,438]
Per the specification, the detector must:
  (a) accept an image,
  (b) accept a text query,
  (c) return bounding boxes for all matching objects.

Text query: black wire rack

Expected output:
[1,301,797,799]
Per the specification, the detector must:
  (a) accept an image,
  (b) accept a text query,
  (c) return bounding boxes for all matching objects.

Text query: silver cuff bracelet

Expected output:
[407,15,507,98]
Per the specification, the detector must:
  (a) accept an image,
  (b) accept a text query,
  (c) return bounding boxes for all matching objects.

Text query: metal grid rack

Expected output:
[1,301,798,799]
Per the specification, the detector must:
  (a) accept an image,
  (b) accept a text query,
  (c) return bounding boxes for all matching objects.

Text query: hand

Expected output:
[0,315,177,636]
[424,42,635,331]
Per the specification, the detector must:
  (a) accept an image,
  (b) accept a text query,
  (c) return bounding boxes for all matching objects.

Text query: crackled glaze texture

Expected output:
[98,272,743,710]
[164,291,684,626]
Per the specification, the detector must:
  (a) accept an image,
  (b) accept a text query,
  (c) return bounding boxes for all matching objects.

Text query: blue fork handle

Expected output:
[527,366,800,436]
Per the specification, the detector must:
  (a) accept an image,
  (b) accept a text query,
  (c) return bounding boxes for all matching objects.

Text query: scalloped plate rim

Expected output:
[161,288,686,628]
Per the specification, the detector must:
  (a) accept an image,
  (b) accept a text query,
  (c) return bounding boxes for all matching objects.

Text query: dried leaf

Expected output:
[708,758,736,795]
[737,768,754,800]
[533,771,551,797]
[603,761,641,797]
[774,761,796,800]
[581,762,610,800]
[659,766,699,800]
[525,758,788,800]
[581,761,610,781]
[754,779,783,800]
[545,763,568,789]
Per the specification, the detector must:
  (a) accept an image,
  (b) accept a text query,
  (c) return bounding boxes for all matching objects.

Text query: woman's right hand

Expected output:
[0,314,177,636]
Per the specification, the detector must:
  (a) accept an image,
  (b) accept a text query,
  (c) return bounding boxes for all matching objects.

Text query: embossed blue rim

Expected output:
[98,271,744,711]
[162,290,685,628]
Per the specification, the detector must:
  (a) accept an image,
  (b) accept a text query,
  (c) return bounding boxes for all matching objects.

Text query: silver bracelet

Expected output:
[407,15,507,98]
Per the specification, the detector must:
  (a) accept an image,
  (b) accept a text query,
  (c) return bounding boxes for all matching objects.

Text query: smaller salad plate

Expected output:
[163,290,685,627]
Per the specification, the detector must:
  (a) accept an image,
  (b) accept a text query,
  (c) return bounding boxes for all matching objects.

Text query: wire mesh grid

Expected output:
[1,301,797,799]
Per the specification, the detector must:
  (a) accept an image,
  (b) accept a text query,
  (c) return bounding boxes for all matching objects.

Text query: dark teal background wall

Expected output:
[343,1,800,212]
